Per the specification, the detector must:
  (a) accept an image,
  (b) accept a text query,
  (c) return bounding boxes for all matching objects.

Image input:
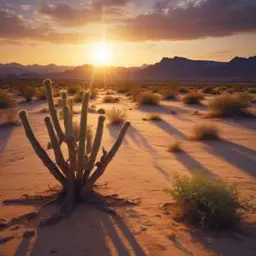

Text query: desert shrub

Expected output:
[20,86,36,102]
[102,95,119,103]
[146,114,162,121]
[36,88,47,100]
[168,174,254,229]
[190,123,220,140]
[117,86,129,94]
[0,90,13,108]
[67,86,80,95]
[178,87,190,94]
[182,92,204,105]
[252,97,256,104]
[89,89,98,99]
[208,93,252,117]
[137,91,161,106]
[201,86,216,95]
[248,87,256,94]
[106,108,127,125]
[162,89,178,100]
[73,91,84,103]
[168,141,182,153]
[0,108,19,127]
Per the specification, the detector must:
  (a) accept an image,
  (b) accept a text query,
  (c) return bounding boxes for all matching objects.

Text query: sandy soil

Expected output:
[0,93,256,256]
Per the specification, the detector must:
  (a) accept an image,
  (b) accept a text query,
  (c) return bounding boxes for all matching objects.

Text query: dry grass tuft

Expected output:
[146,113,162,121]
[168,141,183,153]
[36,88,47,101]
[102,95,119,103]
[137,91,161,105]
[19,86,36,102]
[190,123,220,140]
[0,90,13,109]
[0,108,19,128]
[182,92,204,105]
[106,108,127,125]
[207,93,253,117]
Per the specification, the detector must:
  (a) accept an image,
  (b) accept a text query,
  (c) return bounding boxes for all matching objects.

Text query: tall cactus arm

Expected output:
[63,106,76,174]
[44,117,69,176]
[19,110,67,189]
[81,121,130,194]
[77,92,90,180]
[84,115,105,181]
[43,79,64,142]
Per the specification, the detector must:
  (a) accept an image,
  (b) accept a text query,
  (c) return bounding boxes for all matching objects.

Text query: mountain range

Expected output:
[1,56,256,82]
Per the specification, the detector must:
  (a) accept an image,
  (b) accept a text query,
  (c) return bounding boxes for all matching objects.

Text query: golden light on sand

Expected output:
[91,42,112,66]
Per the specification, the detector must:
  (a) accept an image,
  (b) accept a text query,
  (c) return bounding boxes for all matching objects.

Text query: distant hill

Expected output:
[1,56,256,82]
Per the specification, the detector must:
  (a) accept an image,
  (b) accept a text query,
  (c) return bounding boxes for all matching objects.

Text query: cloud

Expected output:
[0,8,88,44]
[37,0,132,26]
[109,0,256,41]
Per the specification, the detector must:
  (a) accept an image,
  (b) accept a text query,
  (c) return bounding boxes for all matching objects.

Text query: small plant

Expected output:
[162,89,178,100]
[102,95,119,103]
[73,91,84,103]
[208,93,253,117]
[190,123,220,140]
[20,86,36,102]
[0,90,13,108]
[36,88,47,100]
[248,87,256,94]
[147,114,162,121]
[201,86,216,95]
[67,86,80,95]
[167,174,255,229]
[137,91,161,105]
[106,108,127,125]
[0,108,19,127]
[38,107,49,113]
[182,92,204,105]
[178,87,190,94]
[168,141,182,153]
[89,89,98,99]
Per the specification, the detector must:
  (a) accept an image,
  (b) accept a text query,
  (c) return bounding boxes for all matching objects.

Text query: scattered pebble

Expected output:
[167,232,176,241]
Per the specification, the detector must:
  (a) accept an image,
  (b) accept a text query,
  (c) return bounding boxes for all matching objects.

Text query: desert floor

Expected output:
[0,92,256,256]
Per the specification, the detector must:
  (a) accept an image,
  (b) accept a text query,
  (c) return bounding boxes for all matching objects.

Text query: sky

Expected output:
[0,0,256,67]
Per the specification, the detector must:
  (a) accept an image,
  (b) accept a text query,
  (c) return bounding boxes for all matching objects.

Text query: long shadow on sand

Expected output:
[152,119,188,140]
[174,151,215,177]
[0,126,15,154]
[223,118,256,132]
[26,206,146,256]
[153,163,172,183]
[107,124,129,145]
[204,140,256,178]
[195,220,256,256]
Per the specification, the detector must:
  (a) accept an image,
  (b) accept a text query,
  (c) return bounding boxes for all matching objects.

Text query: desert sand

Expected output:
[0,92,256,256]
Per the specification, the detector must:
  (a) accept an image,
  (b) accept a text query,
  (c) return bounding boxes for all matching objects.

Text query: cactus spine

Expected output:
[19,79,130,215]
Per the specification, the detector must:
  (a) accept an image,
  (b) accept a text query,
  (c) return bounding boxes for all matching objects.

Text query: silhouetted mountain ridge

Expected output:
[1,56,256,82]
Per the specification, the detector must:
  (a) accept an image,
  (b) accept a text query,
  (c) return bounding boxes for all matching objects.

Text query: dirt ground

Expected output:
[1,92,256,256]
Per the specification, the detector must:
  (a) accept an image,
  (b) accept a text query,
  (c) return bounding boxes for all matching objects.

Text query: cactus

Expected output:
[18,79,130,223]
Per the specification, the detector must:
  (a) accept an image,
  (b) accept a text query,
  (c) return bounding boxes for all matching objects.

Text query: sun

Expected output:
[92,42,112,66]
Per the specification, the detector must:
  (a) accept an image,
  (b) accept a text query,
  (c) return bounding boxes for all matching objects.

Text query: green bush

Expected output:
[182,92,204,104]
[0,90,13,108]
[137,91,161,105]
[168,174,254,229]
